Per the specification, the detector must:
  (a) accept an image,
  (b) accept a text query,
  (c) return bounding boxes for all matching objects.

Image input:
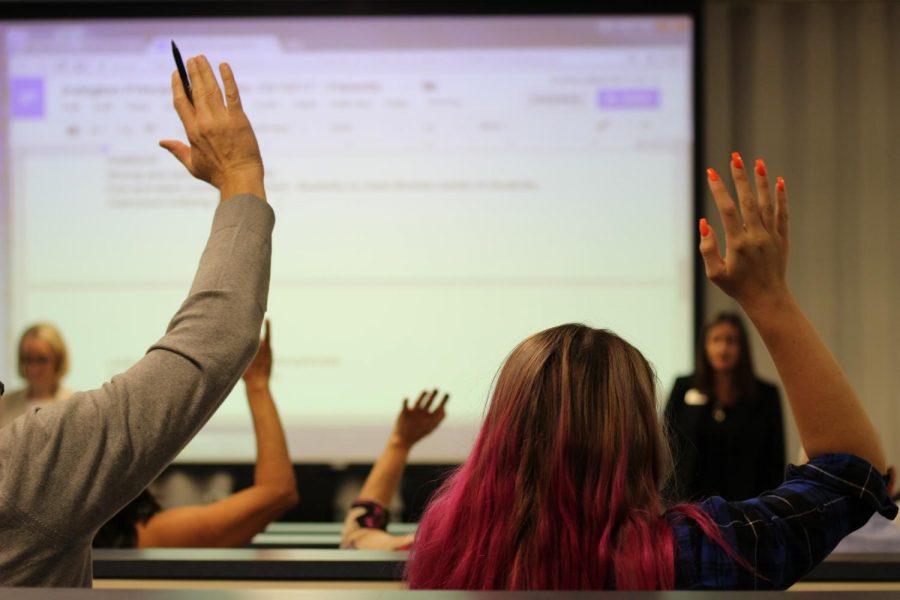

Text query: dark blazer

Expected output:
[664,375,785,502]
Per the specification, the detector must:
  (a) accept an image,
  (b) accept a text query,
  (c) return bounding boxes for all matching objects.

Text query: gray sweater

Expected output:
[0,194,274,587]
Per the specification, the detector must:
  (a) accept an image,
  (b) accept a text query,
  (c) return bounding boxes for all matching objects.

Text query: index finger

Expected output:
[264,319,271,345]
[170,70,195,132]
[706,168,743,240]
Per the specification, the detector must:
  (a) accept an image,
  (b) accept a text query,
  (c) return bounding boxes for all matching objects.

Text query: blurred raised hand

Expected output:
[391,389,449,450]
[350,389,450,518]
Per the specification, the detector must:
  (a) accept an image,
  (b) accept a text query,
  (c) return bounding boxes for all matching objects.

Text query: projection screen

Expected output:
[0,8,698,462]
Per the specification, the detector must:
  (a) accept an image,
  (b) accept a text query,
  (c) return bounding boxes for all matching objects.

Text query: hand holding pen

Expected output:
[171,40,193,104]
[159,52,265,201]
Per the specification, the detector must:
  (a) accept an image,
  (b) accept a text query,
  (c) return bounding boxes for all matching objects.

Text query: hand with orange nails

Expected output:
[699,153,790,314]
[698,154,886,474]
[159,55,265,202]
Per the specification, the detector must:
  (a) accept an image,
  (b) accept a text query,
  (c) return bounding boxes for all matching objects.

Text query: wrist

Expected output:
[388,434,413,452]
[741,289,800,330]
[218,165,265,201]
[244,379,269,394]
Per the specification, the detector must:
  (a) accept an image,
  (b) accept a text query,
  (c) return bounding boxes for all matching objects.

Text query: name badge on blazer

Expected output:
[684,388,708,406]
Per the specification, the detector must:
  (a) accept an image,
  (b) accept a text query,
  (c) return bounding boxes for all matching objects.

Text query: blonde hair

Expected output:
[18,322,69,378]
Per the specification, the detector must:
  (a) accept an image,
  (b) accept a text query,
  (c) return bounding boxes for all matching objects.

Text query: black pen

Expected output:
[171,40,193,104]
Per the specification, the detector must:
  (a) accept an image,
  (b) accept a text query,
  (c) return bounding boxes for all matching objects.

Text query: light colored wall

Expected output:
[703,0,900,466]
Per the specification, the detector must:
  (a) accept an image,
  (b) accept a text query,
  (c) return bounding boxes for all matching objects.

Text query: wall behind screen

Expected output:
[702,0,900,471]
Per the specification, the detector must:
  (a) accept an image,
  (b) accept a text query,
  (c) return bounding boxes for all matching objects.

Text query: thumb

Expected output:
[698,218,726,283]
[159,140,193,171]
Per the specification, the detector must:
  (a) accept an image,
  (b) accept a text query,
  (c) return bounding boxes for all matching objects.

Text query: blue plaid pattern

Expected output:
[669,453,898,589]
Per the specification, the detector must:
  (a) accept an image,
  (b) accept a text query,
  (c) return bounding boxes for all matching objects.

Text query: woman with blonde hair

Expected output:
[399,155,894,589]
[0,323,74,428]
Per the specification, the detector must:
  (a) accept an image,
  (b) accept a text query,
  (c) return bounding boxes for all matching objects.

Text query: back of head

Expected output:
[407,324,677,590]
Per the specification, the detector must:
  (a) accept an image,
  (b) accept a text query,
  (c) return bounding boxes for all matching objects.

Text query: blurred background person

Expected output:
[1,323,74,428]
[665,312,784,501]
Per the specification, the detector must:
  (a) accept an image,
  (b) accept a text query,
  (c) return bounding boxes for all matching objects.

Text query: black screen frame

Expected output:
[2,1,698,19]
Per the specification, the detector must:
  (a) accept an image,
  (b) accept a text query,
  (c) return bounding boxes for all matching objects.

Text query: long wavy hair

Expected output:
[406,324,741,590]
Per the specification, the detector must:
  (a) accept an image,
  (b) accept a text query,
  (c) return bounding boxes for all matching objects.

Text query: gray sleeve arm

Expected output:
[0,194,274,545]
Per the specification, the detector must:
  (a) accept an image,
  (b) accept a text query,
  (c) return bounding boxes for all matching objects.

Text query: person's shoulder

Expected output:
[0,388,28,415]
[670,375,698,397]
[1,388,27,402]
[666,375,702,412]
[55,387,76,401]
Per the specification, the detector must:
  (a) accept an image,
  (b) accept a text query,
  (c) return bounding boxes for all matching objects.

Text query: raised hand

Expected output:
[159,55,264,201]
[700,153,885,473]
[391,389,449,450]
[699,153,790,314]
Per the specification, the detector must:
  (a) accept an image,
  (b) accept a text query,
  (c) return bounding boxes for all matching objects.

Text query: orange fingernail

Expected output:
[755,159,766,177]
[699,218,710,237]
[706,168,719,182]
[731,152,744,170]
[776,176,785,192]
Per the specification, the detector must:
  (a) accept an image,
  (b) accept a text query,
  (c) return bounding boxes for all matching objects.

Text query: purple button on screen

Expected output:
[597,88,660,109]
[10,78,45,118]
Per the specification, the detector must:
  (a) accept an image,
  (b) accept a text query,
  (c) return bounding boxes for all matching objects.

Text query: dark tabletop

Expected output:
[91,548,900,583]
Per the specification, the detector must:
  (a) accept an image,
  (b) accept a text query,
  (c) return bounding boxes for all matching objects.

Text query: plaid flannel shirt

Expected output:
[670,453,898,589]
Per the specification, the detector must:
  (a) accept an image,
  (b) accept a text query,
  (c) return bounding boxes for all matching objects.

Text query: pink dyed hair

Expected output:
[406,324,744,590]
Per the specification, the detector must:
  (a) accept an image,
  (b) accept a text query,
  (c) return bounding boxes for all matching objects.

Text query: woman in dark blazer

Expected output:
[665,312,785,501]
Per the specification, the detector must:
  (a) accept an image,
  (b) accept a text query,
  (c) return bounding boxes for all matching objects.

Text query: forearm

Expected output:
[246,381,297,504]
[746,294,885,471]
[359,437,411,507]
[137,378,297,550]
[137,486,291,548]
